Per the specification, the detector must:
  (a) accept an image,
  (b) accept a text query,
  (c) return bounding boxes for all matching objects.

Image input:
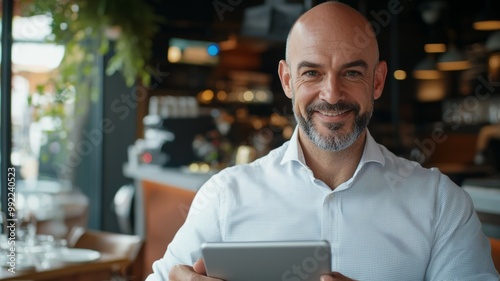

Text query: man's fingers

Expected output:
[168,264,199,281]
[193,258,207,275]
[321,272,356,281]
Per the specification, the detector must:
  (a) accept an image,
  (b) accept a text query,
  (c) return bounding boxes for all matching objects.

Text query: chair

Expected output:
[142,180,196,279]
[67,226,144,281]
[490,237,500,273]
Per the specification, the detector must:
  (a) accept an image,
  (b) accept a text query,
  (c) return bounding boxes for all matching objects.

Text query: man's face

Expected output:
[279,19,387,151]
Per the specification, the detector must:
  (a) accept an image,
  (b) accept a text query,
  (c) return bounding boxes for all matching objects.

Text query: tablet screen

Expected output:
[201,240,331,281]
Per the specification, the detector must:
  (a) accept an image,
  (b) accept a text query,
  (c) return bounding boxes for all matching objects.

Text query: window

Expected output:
[2,5,102,230]
[11,15,67,187]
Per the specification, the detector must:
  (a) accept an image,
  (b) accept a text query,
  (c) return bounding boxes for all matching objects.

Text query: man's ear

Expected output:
[278,60,293,99]
[373,60,387,100]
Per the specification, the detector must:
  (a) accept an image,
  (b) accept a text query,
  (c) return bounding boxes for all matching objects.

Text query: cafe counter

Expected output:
[122,162,214,192]
[461,175,500,238]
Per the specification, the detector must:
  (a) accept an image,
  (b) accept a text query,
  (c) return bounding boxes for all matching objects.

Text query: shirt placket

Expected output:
[322,192,339,270]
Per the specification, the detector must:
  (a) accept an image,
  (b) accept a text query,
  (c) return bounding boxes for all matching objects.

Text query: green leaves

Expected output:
[23,0,163,88]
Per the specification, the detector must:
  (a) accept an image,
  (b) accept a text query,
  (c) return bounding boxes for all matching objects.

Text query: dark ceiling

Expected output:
[149,0,496,63]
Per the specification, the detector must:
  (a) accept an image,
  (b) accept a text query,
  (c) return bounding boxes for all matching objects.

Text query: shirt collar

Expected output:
[280,126,304,165]
[280,126,385,168]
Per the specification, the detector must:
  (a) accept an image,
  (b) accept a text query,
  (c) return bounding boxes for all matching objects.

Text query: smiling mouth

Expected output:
[317,110,350,117]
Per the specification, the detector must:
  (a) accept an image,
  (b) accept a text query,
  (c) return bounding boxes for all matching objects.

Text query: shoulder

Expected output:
[376,143,463,192]
[375,145,475,218]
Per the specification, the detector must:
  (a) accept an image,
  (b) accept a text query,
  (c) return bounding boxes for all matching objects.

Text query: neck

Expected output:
[298,129,367,190]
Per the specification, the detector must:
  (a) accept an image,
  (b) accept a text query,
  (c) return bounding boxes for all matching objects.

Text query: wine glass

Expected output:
[0,212,8,264]
[17,210,37,243]
[16,210,38,269]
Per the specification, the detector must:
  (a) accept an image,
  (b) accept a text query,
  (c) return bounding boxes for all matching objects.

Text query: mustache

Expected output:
[306,100,360,115]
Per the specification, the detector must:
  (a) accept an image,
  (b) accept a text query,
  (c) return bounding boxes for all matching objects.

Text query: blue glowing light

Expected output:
[207,44,219,56]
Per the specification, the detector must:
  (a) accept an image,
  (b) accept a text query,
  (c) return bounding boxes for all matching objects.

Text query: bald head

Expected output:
[277,1,388,154]
[285,1,379,66]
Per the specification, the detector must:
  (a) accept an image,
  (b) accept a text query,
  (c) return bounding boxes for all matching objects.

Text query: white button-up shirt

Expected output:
[147,128,499,280]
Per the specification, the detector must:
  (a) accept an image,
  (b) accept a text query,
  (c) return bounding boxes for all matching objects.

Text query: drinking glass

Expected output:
[17,210,37,243]
[0,212,9,265]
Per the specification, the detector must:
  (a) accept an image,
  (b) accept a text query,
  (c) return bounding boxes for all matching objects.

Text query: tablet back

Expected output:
[201,240,331,281]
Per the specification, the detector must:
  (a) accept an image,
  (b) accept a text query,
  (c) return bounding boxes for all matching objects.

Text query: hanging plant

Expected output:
[18,0,164,183]
[22,0,164,89]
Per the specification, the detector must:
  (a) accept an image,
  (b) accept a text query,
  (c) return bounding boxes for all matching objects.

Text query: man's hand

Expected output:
[321,272,357,281]
[169,260,355,281]
[168,258,223,281]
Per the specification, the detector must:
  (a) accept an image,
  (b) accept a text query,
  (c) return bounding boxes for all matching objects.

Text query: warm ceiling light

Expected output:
[416,79,446,102]
[167,46,182,63]
[437,46,470,71]
[489,52,500,69]
[413,56,443,80]
[473,0,500,31]
[437,60,470,71]
[424,43,446,53]
[393,70,407,80]
[473,20,500,31]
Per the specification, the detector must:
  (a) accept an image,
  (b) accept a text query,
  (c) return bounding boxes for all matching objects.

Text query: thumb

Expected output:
[321,272,356,281]
[193,258,207,275]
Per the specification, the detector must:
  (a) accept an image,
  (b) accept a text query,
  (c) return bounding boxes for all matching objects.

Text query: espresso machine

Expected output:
[141,114,216,167]
[137,95,217,167]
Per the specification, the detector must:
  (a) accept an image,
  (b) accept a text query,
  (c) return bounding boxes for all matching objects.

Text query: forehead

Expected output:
[290,24,376,67]
[287,8,378,67]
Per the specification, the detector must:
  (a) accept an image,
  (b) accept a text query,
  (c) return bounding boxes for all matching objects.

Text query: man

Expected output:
[147,2,499,280]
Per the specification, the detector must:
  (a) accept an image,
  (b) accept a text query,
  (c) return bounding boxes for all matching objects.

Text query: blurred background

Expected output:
[1,0,500,278]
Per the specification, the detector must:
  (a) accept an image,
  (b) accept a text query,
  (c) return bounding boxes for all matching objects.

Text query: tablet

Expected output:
[201,240,331,281]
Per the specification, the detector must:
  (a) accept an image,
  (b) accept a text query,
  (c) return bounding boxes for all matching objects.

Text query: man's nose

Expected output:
[319,74,344,104]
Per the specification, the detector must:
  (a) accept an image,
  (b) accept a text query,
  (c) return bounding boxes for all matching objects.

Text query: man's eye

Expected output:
[345,70,361,77]
[304,70,318,76]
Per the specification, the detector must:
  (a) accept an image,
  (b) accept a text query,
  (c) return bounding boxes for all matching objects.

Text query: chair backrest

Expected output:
[142,180,196,279]
[490,237,500,273]
[67,226,144,279]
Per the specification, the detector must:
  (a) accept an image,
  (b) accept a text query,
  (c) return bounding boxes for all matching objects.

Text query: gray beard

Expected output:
[292,96,373,151]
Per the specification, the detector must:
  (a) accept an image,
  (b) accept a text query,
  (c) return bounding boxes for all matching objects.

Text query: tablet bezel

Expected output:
[201,240,331,281]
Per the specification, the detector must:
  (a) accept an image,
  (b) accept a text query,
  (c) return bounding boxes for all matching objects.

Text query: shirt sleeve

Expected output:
[145,174,225,281]
[425,173,499,280]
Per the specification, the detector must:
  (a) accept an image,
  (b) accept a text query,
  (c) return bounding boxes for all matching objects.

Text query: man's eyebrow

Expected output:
[296,61,323,71]
[342,60,368,69]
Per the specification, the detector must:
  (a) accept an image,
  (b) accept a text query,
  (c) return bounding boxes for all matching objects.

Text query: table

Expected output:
[430,162,495,186]
[462,175,500,238]
[16,180,89,239]
[462,176,500,215]
[0,252,129,281]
